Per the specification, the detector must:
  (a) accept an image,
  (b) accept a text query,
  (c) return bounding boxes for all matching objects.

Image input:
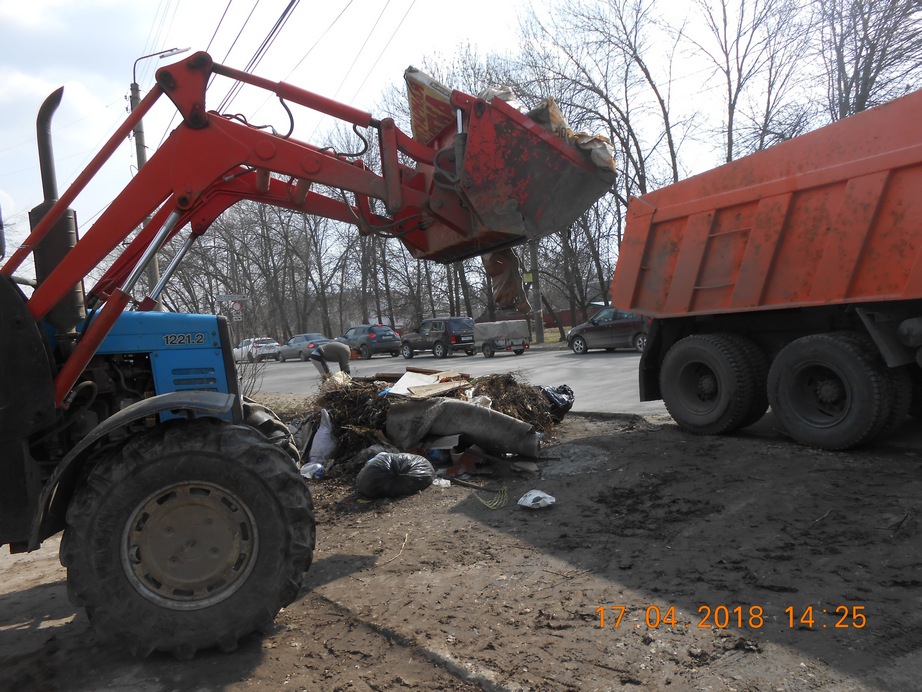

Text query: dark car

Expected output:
[401,316,476,359]
[336,324,401,359]
[567,307,648,354]
[275,333,331,362]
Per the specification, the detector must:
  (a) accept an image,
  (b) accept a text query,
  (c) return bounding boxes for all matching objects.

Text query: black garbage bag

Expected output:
[356,452,435,498]
[540,384,575,423]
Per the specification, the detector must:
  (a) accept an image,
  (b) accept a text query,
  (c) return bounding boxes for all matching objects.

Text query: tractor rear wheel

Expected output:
[60,418,315,659]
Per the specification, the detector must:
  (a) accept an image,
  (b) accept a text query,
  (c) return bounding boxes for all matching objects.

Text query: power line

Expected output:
[327,0,392,103]
[156,0,239,148]
[136,0,174,87]
[248,0,355,121]
[207,0,235,51]
[282,0,354,81]
[217,0,300,113]
[348,0,416,102]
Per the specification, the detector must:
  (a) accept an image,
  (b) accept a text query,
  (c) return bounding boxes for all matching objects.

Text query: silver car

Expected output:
[274,333,331,362]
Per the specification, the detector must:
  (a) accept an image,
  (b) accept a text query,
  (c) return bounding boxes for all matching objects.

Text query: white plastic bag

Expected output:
[517,489,556,509]
[307,409,336,466]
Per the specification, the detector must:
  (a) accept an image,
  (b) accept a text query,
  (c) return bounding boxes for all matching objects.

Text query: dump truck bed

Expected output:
[610,88,922,318]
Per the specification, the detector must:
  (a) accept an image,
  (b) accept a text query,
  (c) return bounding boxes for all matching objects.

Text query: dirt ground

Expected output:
[2,410,921,691]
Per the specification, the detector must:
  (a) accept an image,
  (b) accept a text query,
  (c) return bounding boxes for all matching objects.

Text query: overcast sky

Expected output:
[0,0,530,254]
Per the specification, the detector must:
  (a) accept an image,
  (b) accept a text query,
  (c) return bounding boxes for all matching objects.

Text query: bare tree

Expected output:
[817,0,922,120]
[736,0,817,153]
[690,0,782,162]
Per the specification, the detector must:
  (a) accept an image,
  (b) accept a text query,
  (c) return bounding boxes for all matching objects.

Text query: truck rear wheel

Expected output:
[881,366,913,435]
[660,334,757,435]
[433,341,448,358]
[60,418,315,659]
[767,333,886,449]
[401,343,414,359]
[725,334,769,428]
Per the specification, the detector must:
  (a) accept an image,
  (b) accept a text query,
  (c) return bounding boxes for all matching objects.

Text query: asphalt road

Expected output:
[250,345,669,415]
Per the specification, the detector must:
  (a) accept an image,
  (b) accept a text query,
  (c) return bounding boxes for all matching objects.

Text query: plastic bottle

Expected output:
[300,462,325,479]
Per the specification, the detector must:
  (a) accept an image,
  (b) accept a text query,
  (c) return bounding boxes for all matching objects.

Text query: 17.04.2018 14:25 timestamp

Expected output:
[596,605,867,630]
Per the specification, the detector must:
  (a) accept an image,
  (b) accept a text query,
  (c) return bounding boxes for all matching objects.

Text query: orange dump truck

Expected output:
[610,88,922,450]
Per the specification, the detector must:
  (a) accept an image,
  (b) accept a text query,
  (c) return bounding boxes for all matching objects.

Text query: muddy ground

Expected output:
[2,411,921,691]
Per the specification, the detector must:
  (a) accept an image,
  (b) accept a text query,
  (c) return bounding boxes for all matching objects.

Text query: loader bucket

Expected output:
[398,92,615,263]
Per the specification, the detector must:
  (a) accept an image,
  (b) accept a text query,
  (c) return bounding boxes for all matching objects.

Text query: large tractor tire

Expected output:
[767,332,887,449]
[659,334,759,435]
[60,418,315,659]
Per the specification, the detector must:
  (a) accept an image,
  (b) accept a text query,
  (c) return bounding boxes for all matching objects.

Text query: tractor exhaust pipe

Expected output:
[29,87,86,332]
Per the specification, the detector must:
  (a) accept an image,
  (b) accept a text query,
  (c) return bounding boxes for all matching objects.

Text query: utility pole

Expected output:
[529,238,545,344]
[130,47,188,310]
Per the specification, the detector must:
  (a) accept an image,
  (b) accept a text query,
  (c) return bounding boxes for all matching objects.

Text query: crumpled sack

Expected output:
[540,384,575,423]
[356,452,435,498]
[307,409,336,465]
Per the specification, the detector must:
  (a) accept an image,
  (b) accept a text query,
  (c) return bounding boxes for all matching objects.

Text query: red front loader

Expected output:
[0,52,613,657]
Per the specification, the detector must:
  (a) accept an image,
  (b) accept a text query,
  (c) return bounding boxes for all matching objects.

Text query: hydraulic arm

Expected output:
[2,51,613,408]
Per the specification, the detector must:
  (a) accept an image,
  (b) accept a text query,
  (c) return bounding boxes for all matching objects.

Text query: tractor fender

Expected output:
[29,391,237,550]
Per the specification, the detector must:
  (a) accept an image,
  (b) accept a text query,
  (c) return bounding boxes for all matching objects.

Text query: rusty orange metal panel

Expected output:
[729,193,791,309]
[611,88,922,318]
[809,171,889,302]
[662,212,713,314]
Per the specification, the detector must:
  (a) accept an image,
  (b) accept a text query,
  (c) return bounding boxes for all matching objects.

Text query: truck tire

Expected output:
[725,334,769,428]
[482,342,496,358]
[880,365,913,435]
[60,418,315,659]
[571,336,588,355]
[767,333,886,449]
[825,331,896,441]
[433,341,448,358]
[401,343,414,359]
[660,334,757,435]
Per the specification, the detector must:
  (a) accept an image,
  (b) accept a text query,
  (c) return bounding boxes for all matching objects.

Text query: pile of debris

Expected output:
[294,367,574,493]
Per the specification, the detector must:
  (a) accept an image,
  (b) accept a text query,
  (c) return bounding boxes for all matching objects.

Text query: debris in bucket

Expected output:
[518,490,556,509]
